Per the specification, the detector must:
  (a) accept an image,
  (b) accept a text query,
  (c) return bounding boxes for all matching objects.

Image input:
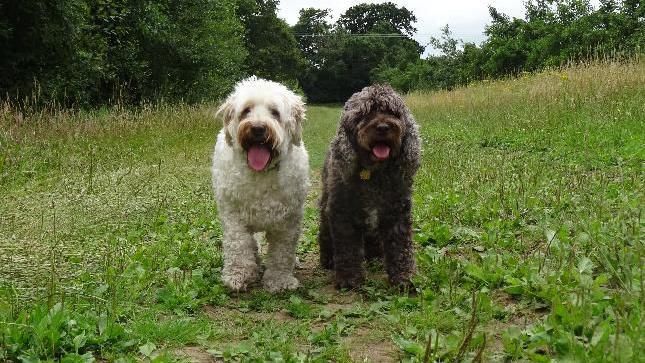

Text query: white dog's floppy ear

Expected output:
[216,98,235,146]
[289,95,306,146]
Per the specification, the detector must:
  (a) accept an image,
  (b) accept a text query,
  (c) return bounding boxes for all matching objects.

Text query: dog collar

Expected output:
[359,169,371,180]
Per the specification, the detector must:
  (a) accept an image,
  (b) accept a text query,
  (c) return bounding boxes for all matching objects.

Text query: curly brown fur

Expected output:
[318,84,421,289]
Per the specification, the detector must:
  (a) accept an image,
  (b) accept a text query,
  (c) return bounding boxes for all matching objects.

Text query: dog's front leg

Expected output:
[263,223,301,292]
[221,219,261,292]
[380,195,416,288]
[329,186,365,289]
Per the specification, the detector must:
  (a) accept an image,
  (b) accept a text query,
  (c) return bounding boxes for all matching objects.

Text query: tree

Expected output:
[137,0,247,102]
[296,3,423,102]
[236,0,303,88]
[0,0,96,103]
[373,25,481,92]
[292,8,332,66]
[0,0,247,106]
[308,0,642,99]
[619,0,645,49]
[336,2,417,36]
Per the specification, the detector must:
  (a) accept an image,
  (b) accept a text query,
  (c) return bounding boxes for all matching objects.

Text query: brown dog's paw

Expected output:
[398,280,417,294]
[334,271,365,290]
[389,275,416,293]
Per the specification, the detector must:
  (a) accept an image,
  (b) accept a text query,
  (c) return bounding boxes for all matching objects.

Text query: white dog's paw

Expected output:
[262,270,299,293]
[222,266,260,292]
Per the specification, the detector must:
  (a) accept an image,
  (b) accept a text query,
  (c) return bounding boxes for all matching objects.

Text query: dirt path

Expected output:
[190,252,401,362]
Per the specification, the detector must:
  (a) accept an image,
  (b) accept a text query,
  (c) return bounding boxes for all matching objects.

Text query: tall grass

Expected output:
[0,59,643,361]
[407,59,643,361]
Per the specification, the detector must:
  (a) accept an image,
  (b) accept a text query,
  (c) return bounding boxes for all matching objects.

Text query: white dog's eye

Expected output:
[270,108,280,119]
[241,107,251,118]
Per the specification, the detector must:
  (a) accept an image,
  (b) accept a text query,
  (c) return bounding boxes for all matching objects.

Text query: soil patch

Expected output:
[343,326,399,363]
[174,346,220,363]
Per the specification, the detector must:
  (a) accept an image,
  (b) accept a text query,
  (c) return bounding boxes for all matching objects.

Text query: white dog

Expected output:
[212,77,309,292]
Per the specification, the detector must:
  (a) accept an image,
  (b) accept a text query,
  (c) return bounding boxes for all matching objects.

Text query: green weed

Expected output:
[1,61,643,361]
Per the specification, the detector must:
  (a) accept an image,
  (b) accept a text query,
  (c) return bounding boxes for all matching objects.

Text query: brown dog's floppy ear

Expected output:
[289,95,306,146]
[216,99,235,146]
[340,92,372,141]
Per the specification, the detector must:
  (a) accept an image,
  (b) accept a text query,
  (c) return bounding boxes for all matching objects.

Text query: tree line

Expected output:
[0,0,642,106]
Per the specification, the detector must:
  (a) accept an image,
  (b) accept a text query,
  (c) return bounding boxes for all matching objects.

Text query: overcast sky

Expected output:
[278,0,600,54]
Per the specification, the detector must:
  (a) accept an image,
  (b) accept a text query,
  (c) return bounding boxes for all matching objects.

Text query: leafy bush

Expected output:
[0,0,247,106]
[303,0,643,99]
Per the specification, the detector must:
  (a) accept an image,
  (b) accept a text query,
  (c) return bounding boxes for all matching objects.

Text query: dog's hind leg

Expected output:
[263,224,301,292]
[328,188,365,289]
[221,221,261,292]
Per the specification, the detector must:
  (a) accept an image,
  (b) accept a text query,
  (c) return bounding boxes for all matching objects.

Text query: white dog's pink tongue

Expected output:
[372,144,391,160]
[247,145,271,171]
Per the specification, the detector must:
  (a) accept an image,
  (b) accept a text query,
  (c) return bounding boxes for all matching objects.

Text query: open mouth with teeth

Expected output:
[371,142,391,161]
[247,144,273,171]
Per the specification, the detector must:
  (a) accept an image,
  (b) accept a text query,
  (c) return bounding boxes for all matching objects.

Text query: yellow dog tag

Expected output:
[359,169,371,180]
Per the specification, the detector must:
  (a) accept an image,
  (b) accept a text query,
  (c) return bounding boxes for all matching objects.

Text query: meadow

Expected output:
[0,61,643,362]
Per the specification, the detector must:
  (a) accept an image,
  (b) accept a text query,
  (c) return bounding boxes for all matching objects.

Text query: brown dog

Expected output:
[318,85,421,289]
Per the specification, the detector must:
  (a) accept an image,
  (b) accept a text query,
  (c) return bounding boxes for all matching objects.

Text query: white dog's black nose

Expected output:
[251,125,267,137]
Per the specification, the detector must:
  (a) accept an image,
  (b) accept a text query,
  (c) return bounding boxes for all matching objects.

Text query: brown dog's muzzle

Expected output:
[357,113,404,162]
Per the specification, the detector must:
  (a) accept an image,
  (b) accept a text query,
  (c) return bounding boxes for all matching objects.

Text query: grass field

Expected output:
[1,61,643,362]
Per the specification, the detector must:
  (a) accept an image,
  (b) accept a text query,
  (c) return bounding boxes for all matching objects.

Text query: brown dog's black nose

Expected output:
[251,125,266,138]
[376,123,390,133]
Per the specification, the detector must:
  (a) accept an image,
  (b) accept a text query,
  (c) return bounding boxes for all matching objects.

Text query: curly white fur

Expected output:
[212,77,309,292]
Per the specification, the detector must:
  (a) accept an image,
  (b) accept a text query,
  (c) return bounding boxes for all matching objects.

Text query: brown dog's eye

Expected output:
[241,107,251,117]
[270,108,280,119]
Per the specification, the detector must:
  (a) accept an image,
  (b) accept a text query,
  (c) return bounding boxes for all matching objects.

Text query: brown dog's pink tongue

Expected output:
[372,144,391,160]
[247,145,271,171]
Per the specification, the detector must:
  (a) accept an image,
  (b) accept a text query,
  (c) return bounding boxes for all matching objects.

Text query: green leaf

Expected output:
[591,324,608,347]
[73,332,87,351]
[288,295,302,305]
[464,263,488,283]
[578,257,594,275]
[18,355,40,363]
[98,314,108,336]
[139,342,157,357]
[94,284,109,297]
[393,336,424,357]
[61,353,95,363]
